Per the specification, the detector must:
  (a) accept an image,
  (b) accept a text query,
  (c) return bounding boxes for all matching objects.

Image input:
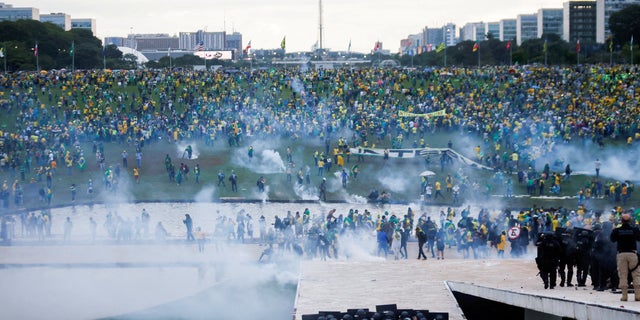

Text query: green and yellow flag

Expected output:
[435,43,445,53]
[280,36,286,50]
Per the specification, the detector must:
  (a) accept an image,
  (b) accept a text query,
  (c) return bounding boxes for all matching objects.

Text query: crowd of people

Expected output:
[0,65,638,207]
[0,65,639,277]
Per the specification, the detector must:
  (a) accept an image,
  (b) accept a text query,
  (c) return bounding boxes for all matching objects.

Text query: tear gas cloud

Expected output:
[232,148,286,174]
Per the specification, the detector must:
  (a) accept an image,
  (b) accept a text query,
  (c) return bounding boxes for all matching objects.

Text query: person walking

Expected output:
[416,226,427,260]
[610,214,640,301]
[63,216,73,242]
[183,214,195,241]
[229,170,238,192]
[319,178,327,201]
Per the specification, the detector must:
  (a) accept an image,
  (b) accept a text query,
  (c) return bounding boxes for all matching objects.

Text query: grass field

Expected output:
[0,126,636,214]
[0,71,638,213]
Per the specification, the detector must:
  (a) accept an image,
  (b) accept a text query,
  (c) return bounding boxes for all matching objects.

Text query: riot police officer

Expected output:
[536,232,562,289]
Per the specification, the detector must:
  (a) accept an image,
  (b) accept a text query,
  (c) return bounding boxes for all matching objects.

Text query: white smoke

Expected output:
[175,141,200,160]
[233,148,286,174]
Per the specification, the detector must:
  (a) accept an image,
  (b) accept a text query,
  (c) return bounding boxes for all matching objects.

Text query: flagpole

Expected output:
[610,41,613,66]
[35,41,39,72]
[71,41,75,72]
[444,44,447,67]
[545,42,548,65]
[103,47,106,70]
[632,36,635,65]
[2,42,6,73]
[509,44,512,65]
[477,44,480,67]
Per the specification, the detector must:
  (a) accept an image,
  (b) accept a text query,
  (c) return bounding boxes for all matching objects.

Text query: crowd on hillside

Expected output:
[0,65,638,209]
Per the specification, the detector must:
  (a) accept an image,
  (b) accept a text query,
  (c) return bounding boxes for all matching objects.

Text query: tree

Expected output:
[0,20,105,70]
[609,4,640,47]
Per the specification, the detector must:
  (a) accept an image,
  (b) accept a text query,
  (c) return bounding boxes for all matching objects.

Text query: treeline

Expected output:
[0,19,135,71]
[398,34,637,67]
[399,5,640,67]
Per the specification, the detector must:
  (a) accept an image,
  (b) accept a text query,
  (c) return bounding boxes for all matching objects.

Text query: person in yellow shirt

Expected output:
[497,231,506,258]
[434,181,444,199]
[133,167,140,184]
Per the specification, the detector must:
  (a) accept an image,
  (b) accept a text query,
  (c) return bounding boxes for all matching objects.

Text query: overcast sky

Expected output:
[11,0,567,52]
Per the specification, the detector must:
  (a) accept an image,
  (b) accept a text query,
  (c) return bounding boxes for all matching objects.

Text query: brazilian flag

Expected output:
[350,164,359,177]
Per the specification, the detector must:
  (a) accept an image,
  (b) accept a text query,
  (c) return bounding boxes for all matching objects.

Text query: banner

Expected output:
[398,109,446,118]
[194,50,233,60]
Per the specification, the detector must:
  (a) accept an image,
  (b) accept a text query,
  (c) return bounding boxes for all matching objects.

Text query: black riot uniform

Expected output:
[536,232,562,289]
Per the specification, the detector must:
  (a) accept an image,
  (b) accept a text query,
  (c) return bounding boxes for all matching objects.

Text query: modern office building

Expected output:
[225,32,243,53]
[180,31,226,50]
[443,23,457,46]
[104,37,125,47]
[0,2,38,21]
[135,35,179,51]
[537,8,563,38]
[563,1,597,43]
[461,22,486,41]
[596,0,640,43]
[499,19,517,42]
[516,14,538,45]
[426,27,444,46]
[71,18,96,35]
[40,12,70,31]
[485,22,500,39]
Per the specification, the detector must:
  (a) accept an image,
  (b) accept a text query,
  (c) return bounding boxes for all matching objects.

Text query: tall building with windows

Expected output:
[104,37,125,47]
[443,23,457,46]
[179,31,227,50]
[426,28,443,47]
[134,34,179,51]
[0,2,38,21]
[485,22,500,39]
[500,19,517,41]
[40,12,70,30]
[563,1,597,43]
[461,22,486,41]
[516,14,538,45]
[225,32,242,53]
[537,8,563,38]
[71,18,96,35]
[596,0,640,43]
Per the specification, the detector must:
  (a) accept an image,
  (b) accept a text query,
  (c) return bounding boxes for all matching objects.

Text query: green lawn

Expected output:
[0,128,635,213]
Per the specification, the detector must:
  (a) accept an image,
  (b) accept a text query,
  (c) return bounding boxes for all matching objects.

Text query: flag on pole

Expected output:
[436,42,446,53]
[102,45,106,57]
[0,47,4,58]
[194,40,205,51]
[576,39,581,53]
[543,39,547,53]
[244,41,251,54]
[472,42,479,52]
[631,35,634,46]
[69,41,74,56]
[280,36,286,50]
[506,41,511,51]
[33,43,38,57]
[348,40,352,53]
[168,47,171,57]
[610,40,613,53]
[373,41,381,52]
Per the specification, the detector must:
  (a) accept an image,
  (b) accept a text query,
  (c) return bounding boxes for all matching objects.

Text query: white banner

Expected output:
[194,51,233,60]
